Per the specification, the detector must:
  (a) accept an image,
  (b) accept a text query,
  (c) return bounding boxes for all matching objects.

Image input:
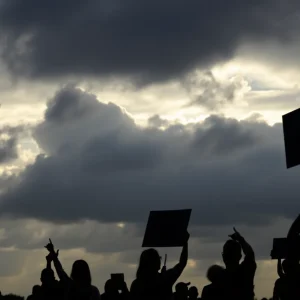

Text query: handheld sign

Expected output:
[271,237,300,259]
[271,238,288,259]
[282,108,300,168]
[142,209,192,247]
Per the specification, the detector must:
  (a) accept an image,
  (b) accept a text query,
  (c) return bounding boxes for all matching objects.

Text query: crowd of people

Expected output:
[12,215,300,300]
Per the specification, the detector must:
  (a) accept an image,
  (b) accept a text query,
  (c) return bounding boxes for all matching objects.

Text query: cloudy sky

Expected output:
[1,0,300,298]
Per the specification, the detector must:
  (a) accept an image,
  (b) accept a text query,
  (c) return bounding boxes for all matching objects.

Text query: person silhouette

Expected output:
[39,257,63,300]
[222,228,256,300]
[130,232,189,300]
[201,265,225,300]
[273,215,300,300]
[45,239,101,300]
[188,286,199,300]
[27,285,41,300]
[101,278,129,300]
[174,282,190,300]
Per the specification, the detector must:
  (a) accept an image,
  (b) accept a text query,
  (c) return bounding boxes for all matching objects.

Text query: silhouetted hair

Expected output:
[70,260,92,286]
[189,286,199,298]
[189,286,198,296]
[136,248,160,279]
[41,268,55,283]
[175,282,189,294]
[32,285,41,296]
[207,265,225,283]
[223,240,242,262]
[104,279,117,294]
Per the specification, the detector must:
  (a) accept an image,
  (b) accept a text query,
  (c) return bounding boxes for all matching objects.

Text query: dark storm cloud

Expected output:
[0,0,299,83]
[0,86,298,227]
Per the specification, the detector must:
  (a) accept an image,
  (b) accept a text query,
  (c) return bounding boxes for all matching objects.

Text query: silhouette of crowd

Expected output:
[6,214,300,300]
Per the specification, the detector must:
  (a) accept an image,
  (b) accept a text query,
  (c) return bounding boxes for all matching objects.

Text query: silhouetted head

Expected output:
[41,268,55,285]
[207,265,225,284]
[70,260,92,286]
[32,285,41,296]
[104,279,118,295]
[136,248,161,279]
[175,282,190,298]
[222,240,242,266]
[188,286,199,300]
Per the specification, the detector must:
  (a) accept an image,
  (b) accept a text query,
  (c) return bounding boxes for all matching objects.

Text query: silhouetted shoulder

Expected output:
[90,285,101,300]
[130,279,138,292]
[201,284,213,300]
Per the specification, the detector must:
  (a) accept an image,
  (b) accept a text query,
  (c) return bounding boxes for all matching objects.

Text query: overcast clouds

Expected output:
[0,0,300,298]
[0,85,294,227]
[0,0,300,83]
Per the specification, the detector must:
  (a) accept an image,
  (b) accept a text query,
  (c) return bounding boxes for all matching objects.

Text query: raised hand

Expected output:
[45,238,55,254]
[47,249,59,261]
[229,227,243,241]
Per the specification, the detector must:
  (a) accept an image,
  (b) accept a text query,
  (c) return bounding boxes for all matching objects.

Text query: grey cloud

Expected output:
[0,250,26,277]
[0,0,299,83]
[0,137,17,164]
[182,71,250,110]
[148,115,169,128]
[0,125,26,164]
[0,86,297,229]
[192,115,259,156]
[44,84,101,123]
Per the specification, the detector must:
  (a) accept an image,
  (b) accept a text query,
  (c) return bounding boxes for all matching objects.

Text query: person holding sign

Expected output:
[273,215,300,300]
[130,232,189,300]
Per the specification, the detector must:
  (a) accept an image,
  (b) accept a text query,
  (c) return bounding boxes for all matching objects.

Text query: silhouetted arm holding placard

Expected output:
[166,232,189,284]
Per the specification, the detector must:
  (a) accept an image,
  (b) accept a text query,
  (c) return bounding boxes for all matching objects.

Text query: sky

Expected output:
[0,0,300,298]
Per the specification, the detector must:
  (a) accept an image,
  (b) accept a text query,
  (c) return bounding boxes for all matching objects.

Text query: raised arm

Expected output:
[45,239,69,282]
[166,232,189,284]
[229,228,255,261]
[46,253,52,270]
[52,253,70,282]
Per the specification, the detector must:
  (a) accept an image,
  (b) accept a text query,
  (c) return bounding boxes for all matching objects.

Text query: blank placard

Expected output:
[142,209,192,247]
[271,238,288,259]
[283,108,300,168]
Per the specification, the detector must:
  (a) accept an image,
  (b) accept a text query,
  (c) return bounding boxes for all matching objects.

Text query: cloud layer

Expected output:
[0,0,299,83]
[0,86,298,229]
